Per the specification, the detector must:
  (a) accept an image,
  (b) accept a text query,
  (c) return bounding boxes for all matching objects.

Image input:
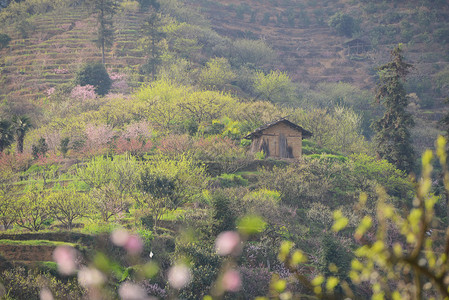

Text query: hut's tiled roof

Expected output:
[244,118,313,139]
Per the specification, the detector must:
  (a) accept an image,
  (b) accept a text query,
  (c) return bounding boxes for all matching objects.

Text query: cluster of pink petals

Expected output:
[222,269,241,292]
[215,231,242,256]
[168,265,192,289]
[111,228,144,255]
[53,245,78,275]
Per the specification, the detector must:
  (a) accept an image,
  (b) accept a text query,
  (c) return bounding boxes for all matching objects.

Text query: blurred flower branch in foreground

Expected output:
[278,136,449,299]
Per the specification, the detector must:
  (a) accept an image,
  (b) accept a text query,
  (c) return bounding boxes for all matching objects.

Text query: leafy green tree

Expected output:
[15,185,50,231]
[372,45,415,173]
[0,169,18,230]
[198,57,236,90]
[91,183,129,221]
[328,12,357,37]
[12,115,32,153]
[75,62,112,96]
[0,33,11,49]
[0,119,14,153]
[136,170,176,229]
[87,0,117,64]
[76,155,139,221]
[135,154,208,228]
[253,70,296,104]
[140,11,165,80]
[47,187,91,230]
[231,39,276,69]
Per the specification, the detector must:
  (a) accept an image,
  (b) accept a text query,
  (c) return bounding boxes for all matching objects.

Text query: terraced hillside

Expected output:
[189,0,449,102]
[0,6,147,103]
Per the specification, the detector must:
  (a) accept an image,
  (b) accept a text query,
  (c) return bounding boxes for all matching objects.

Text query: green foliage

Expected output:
[75,62,112,96]
[47,187,91,230]
[177,244,221,299]
[2,267,84,300]
[293,107,370,155]
[81,221,120,234]
[31,137,48,159]
[0,33,11,50]
[135,154,208,228]
[0,119,14,153]
[372,45,415,173]
[350,153,412,202]
[137,0,160,10]
[12,115,32,154]
[253,70,296,104]
[230,39,276,69]
[215,173,248,188]
[136,80,238,131]
[87,0,117,64]
[301,82,375,137]
[319,234,353,280]
[0,168,19,230]
[77,155,138,221]
[328,12,358,37]
[198,57,236,90]
[211,192,236,235]
[60,137,70,157]
[307,154,347,163]
[140,214,155,230]
[14,15,33,39]
[15,185,51,231]
[140,12,165,80]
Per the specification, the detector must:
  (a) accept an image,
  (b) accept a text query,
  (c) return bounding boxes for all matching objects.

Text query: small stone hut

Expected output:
[244,118,312,159]
[343,38,372,55]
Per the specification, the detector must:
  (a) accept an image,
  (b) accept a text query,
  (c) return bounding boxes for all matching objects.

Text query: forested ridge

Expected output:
[0,0,449,299]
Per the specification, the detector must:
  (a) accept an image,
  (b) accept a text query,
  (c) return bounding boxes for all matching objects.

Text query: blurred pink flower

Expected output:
[40,288,54,300]
[78,267,105,288]
[111,228,130,247]
[110,229,143,255]
[118,282,148,300]
[168,265,192,289]
[215,231,241,256]
[222,269,241,292]
[53,245,77,275]
[125,234,144,255]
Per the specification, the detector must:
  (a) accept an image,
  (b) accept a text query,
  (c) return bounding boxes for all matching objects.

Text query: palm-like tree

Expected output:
[0,120,14,153]
[12,115,32,153]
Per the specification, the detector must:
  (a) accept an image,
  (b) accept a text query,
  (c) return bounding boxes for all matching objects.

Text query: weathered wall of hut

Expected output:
[249,123,303,159]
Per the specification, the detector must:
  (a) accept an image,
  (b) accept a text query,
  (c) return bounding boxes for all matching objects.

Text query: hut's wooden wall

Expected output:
[250,123,303,159]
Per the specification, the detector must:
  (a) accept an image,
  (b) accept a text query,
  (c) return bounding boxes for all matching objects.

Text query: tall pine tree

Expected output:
[87,0,117,64]
[372,45,415,173]
[140,11,165,80]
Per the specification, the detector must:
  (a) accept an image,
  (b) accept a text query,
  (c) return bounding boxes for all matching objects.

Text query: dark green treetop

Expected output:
[372,45,415,173]
[75,62,112,96]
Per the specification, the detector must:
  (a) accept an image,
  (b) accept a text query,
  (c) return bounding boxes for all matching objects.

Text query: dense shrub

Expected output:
[328,12,357,37]
[75,62,112,96]
[2,267,85,300]
[318,234,353,281]
[0,33,11,49]
[238,266,271,298]
[211,192,236,235]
